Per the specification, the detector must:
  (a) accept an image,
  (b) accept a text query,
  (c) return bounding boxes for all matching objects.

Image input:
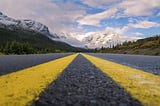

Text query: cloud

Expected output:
[118,0,160,16]
[0,0,159,36]
[129,20,160,29]
[77,0,160,27]
[0,0,86,33]
[81,0,118,9]
[82,26,129,36]
[77,7,117,26]
[157,12,160,16]
[99,20,160,36]
[104,26,129,35]
[133,32,144,36]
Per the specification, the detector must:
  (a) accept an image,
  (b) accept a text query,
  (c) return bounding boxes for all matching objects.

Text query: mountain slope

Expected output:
[52,32,88,48]
[53,31,140,49]
[97,35,160,55]
[0,27,88,54]
[81,32,140,48]
[0,12,85,49]
[0,12,141,49]
[0,12,59,39]
[0,12,88,54]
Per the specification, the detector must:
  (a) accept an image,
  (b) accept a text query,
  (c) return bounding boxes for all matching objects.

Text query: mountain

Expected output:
[0,27,89,54]
[52,31,139,49]
[0,12,58,39]
[52,32,88,48]
[0,12,140,49]
[97,35,160,56]
[0,12,88,49]
[0,12,88,54]
[80,32,140,48]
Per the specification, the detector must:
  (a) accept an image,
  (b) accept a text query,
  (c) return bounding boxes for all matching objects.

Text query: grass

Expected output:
[0,52,4,55]
[0,52,5,55]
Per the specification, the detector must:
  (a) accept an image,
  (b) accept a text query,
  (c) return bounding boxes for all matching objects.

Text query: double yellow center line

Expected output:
[0,53,159,106]
[82,54,160,106]
[0,54,78,106]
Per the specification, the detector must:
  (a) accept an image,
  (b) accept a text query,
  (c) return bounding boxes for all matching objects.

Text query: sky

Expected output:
[0,0,160,38]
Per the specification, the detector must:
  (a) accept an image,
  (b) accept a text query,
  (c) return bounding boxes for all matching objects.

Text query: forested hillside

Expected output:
[0,28,88,55]
[96,35,160,56]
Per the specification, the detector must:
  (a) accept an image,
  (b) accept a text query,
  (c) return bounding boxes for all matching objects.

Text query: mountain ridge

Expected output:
[96,35,160,56]
[0,12,59,39]
[0,12,89,54]
[0,12,141,49]
[81,32,140,48]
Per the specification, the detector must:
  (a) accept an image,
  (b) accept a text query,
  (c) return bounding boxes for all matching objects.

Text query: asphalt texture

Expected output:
[89,53,160,75]
[34,55,142,106]
[0,53,72,76]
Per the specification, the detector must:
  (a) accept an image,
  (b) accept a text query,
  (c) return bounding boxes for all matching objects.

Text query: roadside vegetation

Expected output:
[0,52,4,55]
[0,28,89,55]
[96,35,160,56]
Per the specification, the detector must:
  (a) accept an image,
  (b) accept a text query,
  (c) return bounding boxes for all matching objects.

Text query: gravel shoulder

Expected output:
[88,53,160,75]
[34,54,142,106]
[0,53,72,76]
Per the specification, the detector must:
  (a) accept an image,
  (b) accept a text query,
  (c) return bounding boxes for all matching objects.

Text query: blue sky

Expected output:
[0,0,160,38]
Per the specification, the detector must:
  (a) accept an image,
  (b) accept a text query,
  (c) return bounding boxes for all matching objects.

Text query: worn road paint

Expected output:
[0,54,77,106]
[82,54,160,106]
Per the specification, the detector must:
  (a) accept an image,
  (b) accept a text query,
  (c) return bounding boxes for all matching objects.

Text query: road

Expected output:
[35,55,141,106]
[0,53,72,75]
[89,53,160,75]
[0,53,159,106]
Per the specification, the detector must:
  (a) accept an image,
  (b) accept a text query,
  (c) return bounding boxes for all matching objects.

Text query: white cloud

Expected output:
[104,26,129,35]
[77,7,117,26]
[0,0,160,35]
[77,0,160,27]
[82,26,128,36]
[129,20,160,29]
[81,0,118,9]
[0,0,86,33]
[133,32,144,36]
[118,0,160,16]
[100,20,160,36]
[157,12,160,16]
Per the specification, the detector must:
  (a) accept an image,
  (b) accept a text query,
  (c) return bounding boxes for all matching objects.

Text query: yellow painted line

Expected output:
[0,54,78,106]
[82,54,160,106]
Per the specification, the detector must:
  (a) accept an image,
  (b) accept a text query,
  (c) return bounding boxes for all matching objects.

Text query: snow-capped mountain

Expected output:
[0,12,140,49]
[80,32,140,48]
[51,32,88,48]
[0,12,58,38]
[52,31,140,49]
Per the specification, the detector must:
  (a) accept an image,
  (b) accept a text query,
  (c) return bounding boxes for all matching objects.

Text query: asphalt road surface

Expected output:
[89,53,160,75]
[0,53,159,105]
[34,55,142,106]
[0,53,72,76]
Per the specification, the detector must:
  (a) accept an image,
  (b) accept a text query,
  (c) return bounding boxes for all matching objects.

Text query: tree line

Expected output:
[0,41,65,55]
[95,35,160,55]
